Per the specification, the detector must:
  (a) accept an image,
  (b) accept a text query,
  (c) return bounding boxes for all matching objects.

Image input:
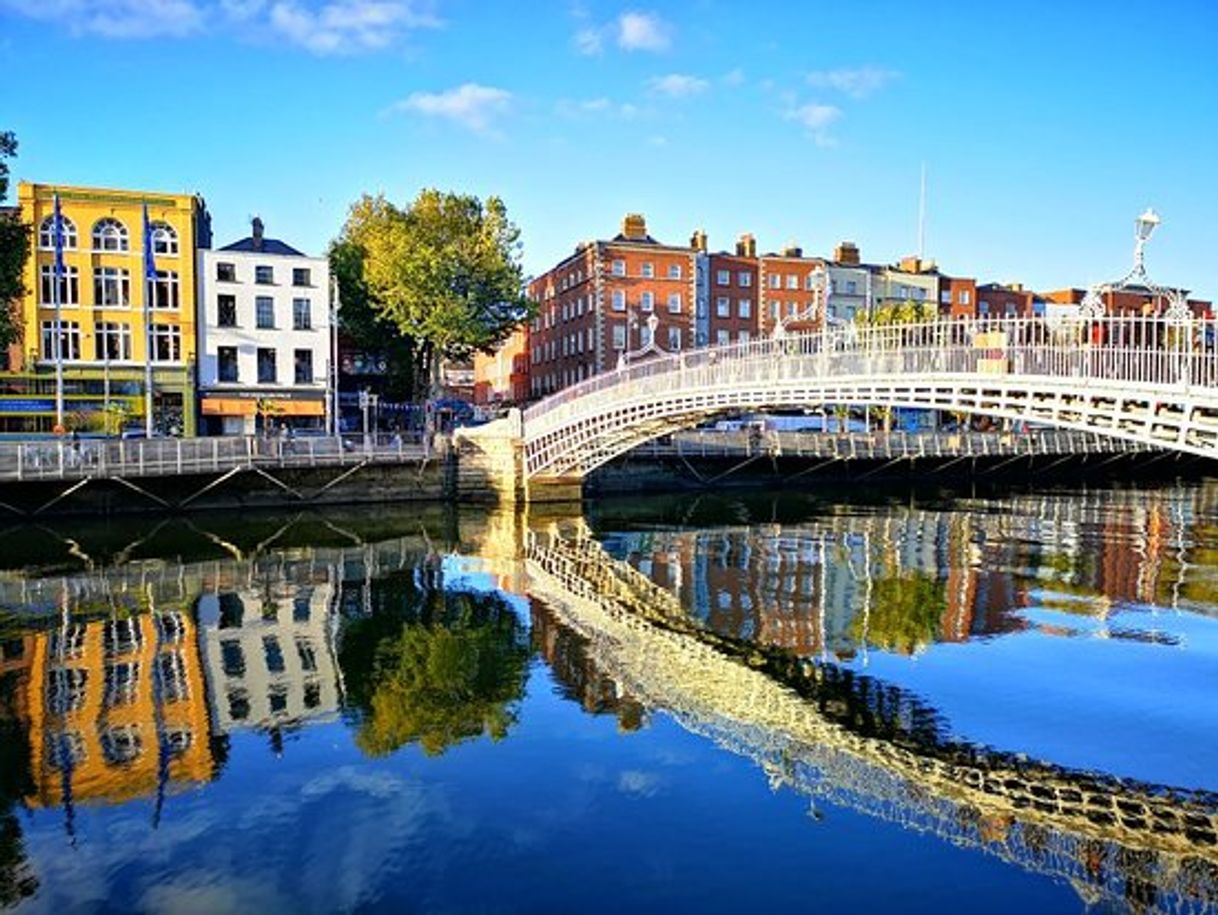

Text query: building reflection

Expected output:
[600,486,1213,658]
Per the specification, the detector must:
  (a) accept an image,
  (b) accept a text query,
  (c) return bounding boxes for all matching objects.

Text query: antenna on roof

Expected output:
[917,161,927,260]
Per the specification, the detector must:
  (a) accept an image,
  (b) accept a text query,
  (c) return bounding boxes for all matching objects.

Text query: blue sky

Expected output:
[2,0,1215,299]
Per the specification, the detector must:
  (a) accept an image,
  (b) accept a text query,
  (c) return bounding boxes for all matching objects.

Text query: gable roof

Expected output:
[219,236,307,257]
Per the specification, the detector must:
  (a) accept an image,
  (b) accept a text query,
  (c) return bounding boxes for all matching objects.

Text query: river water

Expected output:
[1,480,1217,914]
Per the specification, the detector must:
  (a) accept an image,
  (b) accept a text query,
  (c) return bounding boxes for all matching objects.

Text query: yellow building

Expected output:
[7,182,211,436]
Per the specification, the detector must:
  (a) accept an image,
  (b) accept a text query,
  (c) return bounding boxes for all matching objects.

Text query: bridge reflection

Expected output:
[0,489,1215,911]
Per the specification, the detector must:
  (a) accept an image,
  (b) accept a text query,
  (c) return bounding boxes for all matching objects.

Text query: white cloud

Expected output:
[0,0,441,51]
[573,25,602,55]
[617,10,669,51]
[806,66,898,98]
[785,103,842,147]
[389,82,512,134]
[0,0,205,38]
[721,67,745,87]
[648,73,708,98]
[268,1,441,54]
[555,97,639,119]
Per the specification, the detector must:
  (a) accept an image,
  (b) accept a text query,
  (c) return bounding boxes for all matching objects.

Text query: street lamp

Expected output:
[617,314,663,370]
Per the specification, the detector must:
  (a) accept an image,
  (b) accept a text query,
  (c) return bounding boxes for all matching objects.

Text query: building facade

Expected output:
[9,182,210,436]
[525,214,697,398]
[196,219,331,435]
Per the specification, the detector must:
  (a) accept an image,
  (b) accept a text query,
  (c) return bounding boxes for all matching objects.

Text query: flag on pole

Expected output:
[52,193,65,281]
[142,204,158,284]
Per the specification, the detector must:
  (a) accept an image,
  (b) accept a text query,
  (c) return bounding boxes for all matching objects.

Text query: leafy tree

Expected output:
[332,189,531,398]
[0,131,29,353]
[340,573,530,757]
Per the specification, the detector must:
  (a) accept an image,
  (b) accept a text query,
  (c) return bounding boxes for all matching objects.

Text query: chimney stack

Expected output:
[736,233,756,258]
[621,213,648,240]
[690,229,708,253]
[252,216,265,251]
[833,241,860,265]
[782,241,803,258]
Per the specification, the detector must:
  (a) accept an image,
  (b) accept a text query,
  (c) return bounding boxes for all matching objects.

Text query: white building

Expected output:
[197,218,331,435]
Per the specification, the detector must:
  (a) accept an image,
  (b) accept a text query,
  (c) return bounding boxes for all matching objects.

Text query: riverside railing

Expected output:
[628,428,1157,461]
[0,433,433,484]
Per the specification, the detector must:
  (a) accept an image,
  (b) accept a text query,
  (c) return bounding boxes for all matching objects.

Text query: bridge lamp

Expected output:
[1135,208,1161,244]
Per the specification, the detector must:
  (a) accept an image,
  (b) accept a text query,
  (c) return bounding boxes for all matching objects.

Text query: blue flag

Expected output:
[52,193,65,281]
[142,204,158,283]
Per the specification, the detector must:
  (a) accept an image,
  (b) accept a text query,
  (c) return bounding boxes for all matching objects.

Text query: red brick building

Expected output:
[523,214,697,398]
[1042,286,1211,318]
[976,283,1036,318]
[706,235,760,346]
[938,275,977,319]
[758,245,828,337]
[472,326,529,406]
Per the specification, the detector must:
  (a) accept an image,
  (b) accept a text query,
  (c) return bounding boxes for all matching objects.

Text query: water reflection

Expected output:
[0,484,1215,912]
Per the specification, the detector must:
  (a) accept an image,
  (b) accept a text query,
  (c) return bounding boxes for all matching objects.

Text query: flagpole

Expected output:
[52,193,64,432]
[143,204,155,437]
[144,274,154,437]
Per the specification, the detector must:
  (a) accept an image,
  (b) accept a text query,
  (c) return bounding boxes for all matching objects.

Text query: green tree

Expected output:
[340,574,530,757]
[0,131,30,353]
[332,190,531,398]
[850,570,947,655]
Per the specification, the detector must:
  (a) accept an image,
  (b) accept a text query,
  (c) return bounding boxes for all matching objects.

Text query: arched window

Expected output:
[38,214,78,250]
[92,218,129,252]
[150,221,178,255]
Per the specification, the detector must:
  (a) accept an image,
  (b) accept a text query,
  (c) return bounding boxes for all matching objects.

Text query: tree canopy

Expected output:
[0,131,29,353]
[331,189,531,399]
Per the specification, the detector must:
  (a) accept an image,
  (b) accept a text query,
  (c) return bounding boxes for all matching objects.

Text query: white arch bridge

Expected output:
[461,315,1218,500]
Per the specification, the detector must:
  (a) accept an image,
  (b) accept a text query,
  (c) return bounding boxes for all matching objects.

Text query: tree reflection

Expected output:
[0,673,37,908]
[340,574,530,757]
[852,570,947,655]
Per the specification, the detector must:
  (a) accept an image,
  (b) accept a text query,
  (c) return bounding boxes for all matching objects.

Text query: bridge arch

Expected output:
[520,316,1218,482]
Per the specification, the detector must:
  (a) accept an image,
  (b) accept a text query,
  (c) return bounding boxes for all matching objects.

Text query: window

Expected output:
[716,329,730,345]
[257,347,277,383]
[217,346,239,382]
[667,292,682,313]
[959,290,971,305]
[738,272,752,287]
[292,298,311,330]
[149,221,178,255]
[611,290,625,311]
[738,298,751,319]
[150,270,179,309]
[39,265,79,304]
[217,295,237,327]
[95,322,132,361]
[768,274,781,289]
[255,265,274,285]
[805,273,817,290]
[667,264,682,279]
[640,322,654,348]
[94,267,130,307]
[612,323,626,350]
[667,326,682,350]
[846,280,857,295]
[41,320,81,360]
[256,297,275,329]
[716,296,730,318]
[151,324,181,362]
[641,262,654,278]
[221,641,246,678]
[979,301,990,315]
[739,330,751,343]
[92,218,128,252]
[611,259,625,277]
[292,267,311,287]
[941,290,951,304]
[217,262,236,282]
[640,291,654,312]
[38,214,78,250]
[716,269,730,286]
[769,300,780,319]
[786,275,798,290]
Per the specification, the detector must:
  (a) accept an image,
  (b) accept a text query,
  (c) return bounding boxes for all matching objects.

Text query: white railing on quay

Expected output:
[0,433,435,484]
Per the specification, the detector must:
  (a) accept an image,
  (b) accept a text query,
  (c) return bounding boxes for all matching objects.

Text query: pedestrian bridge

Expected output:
[460,315,1218,500]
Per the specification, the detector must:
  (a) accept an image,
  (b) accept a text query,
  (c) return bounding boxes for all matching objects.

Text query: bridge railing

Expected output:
[0,433,432,484]
[525,315,1218,435]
